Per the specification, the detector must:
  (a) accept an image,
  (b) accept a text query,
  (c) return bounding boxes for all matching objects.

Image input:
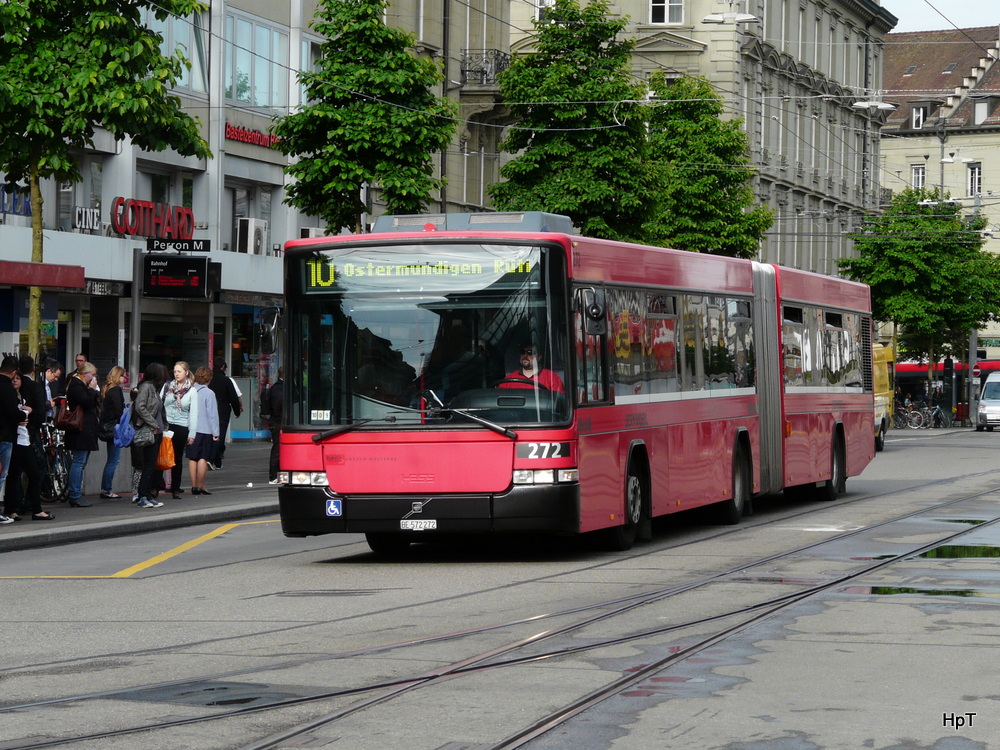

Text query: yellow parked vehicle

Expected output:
[873,343,893,451]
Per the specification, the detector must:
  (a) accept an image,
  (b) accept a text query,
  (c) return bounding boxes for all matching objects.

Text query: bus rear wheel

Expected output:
[365,533,411,557]
[818,438,845,502]
[717,447,750,525]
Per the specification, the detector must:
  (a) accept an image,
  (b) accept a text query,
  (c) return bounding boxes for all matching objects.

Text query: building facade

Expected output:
[879,26,1000,358]
[1,0,899,397]
[506,0,897,274]
[0,1,328,425]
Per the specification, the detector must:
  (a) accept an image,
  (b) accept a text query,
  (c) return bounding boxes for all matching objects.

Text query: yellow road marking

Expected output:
[0,520,278,579]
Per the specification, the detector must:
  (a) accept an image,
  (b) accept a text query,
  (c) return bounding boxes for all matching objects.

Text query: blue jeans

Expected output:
[68,449,91,500]
[0,441,12,498]
[101,440,122,494]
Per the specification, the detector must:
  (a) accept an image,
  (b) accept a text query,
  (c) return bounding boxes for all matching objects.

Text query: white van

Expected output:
[976,371,1000,431]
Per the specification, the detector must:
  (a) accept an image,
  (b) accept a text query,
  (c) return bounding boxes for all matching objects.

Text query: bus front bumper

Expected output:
[278,484,581,537]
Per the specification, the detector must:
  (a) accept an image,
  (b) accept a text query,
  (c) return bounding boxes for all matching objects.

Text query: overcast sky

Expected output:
[881,1,999,33]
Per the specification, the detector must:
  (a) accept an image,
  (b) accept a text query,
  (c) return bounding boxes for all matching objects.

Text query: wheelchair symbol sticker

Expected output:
[326,499,342,517]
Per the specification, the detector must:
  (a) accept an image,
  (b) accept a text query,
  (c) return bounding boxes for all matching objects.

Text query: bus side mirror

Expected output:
[259,307,282,354]
[581,289,606,336]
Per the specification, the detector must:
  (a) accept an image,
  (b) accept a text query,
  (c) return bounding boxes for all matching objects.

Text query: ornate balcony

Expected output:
[460,49,512,87]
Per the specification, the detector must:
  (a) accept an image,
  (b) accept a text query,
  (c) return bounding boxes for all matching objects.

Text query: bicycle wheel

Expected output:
[43,448,70,502]
[907,410,924,429]
[935,409,952,429]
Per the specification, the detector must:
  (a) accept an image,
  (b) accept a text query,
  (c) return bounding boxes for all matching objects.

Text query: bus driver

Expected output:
[499,344,564,393]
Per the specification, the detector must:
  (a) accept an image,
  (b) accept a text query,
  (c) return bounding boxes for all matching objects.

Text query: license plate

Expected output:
[400,519,437,531]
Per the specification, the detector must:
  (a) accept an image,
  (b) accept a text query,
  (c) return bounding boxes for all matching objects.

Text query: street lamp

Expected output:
[702,1,760,24]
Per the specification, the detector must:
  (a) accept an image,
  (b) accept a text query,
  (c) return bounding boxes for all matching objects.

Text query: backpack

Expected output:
[114,404,136,448]
[259,385,272,421]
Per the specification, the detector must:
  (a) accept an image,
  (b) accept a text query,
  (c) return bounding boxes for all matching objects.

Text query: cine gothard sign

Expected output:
[110,196,194,239]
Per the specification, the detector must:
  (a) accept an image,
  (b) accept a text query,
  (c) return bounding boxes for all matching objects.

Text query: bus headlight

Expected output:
[287,471,328,486]
[512,468,578,485]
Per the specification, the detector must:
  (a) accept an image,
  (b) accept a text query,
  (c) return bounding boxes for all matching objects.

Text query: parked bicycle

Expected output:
[922,403,952,429]
[906,402,952,429]
[895,400,923,429]
[39,421,71,502]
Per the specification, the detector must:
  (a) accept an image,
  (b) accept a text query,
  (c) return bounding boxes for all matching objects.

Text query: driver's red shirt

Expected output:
[499,369,565,394]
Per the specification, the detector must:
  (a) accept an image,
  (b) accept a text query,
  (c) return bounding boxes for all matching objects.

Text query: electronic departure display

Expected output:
[142,255,209,298]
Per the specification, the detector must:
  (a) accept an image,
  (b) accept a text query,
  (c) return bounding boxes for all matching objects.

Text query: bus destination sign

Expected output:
[143,255,209,298]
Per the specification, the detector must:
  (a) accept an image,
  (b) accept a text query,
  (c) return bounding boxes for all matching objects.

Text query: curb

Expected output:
[1,501,279,553]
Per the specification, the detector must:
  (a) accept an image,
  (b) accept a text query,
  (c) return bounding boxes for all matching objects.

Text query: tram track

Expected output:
[5,471,1000,749]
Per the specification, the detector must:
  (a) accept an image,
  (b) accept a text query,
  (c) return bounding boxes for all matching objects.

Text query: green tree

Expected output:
[489,0,654,241]
[0,0,212,356]
[272,0,457,233]
[840,187,1000,367]
[643,74,771,257]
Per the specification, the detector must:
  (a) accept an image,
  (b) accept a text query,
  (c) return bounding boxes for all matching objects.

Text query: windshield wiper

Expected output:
[432,407,518,440]
[418,390,517,439]
[312,415,397,442]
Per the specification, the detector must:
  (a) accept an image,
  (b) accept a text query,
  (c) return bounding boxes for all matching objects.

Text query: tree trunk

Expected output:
[28,165,44,357]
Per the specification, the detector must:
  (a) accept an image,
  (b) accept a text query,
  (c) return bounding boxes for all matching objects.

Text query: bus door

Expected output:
[573,287,617,531]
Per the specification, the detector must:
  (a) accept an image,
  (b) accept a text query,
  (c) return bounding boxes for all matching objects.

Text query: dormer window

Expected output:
[912,106,928,130]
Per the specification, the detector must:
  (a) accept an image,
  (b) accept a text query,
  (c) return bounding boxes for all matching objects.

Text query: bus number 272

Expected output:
[517,442,570,459]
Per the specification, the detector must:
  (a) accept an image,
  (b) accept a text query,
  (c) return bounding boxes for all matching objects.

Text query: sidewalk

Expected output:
[1,441,278,554]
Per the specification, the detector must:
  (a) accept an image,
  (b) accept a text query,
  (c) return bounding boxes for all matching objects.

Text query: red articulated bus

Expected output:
[273,212,875,555]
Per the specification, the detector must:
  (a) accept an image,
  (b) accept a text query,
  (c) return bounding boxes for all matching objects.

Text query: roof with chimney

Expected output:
[883,26,1000,132]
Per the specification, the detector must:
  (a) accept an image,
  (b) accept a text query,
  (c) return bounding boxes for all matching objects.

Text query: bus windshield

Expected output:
[285,241,570,430]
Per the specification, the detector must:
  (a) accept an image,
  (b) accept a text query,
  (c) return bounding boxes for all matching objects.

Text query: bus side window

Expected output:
[574,303,607,405]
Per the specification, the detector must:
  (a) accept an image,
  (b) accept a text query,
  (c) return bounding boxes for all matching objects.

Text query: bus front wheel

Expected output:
[601,464,646,551]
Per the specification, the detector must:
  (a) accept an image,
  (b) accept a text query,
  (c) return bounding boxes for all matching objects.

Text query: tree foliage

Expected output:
[489,0,654,241]
[272,0,457,233]
[643,74,771,258]
[0,0,212,355]
[0,0,211,186]
[840,187,1000,362]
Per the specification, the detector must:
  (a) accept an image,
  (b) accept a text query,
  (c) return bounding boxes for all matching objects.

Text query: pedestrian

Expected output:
[73,353,87,376]
[17,354,48,493]
[64,361,101,508]
[2,371,52,521]
[208,357,241,470]
[133,362,169,509]
[187,366,219,495]
[1,355,30,524]
[98,365,127,499]
[266,367,284,484]
[162,361,195,499]
[42,360,63,420]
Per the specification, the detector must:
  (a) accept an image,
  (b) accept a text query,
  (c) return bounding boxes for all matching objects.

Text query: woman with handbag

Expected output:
[133,362,169,509]
[162,361,195,500]
[98,366,127,500]
[65,361,101,508]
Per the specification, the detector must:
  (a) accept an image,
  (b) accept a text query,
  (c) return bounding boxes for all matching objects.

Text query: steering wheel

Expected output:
[493,377,551,392]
